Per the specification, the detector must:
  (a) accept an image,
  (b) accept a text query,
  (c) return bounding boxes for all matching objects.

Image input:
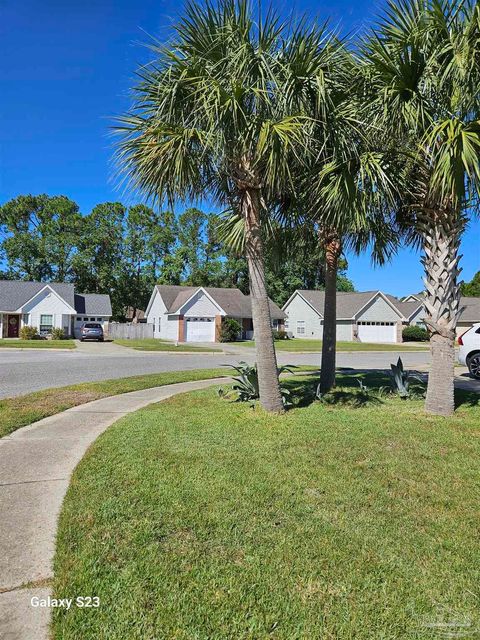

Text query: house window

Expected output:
[284,319,289,329]
[90,317,95,321]
[297,321,305,335]
[158,317,161,332]
[96,318,102,322]
[40,314,54,333]
[22,314,29,325]
[153,317,156,333]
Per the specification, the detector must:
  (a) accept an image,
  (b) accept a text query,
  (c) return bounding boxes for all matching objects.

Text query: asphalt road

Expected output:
[0,343,433,399]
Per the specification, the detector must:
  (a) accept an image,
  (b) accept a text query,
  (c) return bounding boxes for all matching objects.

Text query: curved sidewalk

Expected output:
[0,377,226,640]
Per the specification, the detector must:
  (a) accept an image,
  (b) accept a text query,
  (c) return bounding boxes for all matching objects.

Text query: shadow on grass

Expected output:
[455,389,480,409]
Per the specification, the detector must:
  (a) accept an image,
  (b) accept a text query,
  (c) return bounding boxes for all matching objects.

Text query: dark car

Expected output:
[80,322,104,342]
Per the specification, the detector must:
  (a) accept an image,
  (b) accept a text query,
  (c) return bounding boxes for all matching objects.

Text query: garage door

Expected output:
[185,317,216,342]
[357,321,397,343]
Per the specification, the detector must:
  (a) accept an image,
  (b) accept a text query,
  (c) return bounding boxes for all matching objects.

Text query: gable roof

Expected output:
[288,290,405,320]
[396,294,480,323]
[154,285,286,320]
[74,294,112,316]
[0,280,75,312]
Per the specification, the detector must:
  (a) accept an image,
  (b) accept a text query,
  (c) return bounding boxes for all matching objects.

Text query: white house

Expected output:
[0,280,112,338]
[282,290,408,343]
[145,285,285,342]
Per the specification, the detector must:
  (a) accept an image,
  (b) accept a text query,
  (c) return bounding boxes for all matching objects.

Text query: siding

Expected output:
[182,291,221,317]
[356,295,401,322]
[283,293,323,339]
[336,320,353,341]
[23,289,74,332]
[146,289,169,339]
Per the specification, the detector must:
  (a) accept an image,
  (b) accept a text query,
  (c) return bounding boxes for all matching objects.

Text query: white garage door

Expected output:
[185,317,216,342]
[357,321,397,343]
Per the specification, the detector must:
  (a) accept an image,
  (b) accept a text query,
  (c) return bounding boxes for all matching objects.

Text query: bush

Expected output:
[219,318,242,342]
[20,325,38,340]
[272,329,289,341]
[402,325,429,342]
[50,327,66,340]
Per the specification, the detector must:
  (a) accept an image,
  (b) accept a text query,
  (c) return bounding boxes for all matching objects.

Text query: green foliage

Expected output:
[461,272,480,297]
[220,362,296,405]
[219,318,241,343]
[50,328,66,340]
[272,330,289,341]
[19,325,38,340]
[402,325,429,342]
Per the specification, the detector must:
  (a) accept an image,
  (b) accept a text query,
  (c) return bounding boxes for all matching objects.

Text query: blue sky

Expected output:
[0,0,478,296]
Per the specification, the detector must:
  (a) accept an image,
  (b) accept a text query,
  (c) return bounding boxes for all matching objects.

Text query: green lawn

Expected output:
[0,369,229,439]
[114,338,222,352]
[0,339,76,349]
[52,374,480,639]
[239,339,429,352]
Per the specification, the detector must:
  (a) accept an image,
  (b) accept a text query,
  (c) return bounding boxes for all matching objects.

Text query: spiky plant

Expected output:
[363,0,480,416]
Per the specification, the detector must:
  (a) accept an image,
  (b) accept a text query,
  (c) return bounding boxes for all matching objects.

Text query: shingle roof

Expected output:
[155,285,286,320]
[393,300,423,319]
[293,290,404,320]
[0,280,75,311]
[74,294,112,316]
[458,297,480,323]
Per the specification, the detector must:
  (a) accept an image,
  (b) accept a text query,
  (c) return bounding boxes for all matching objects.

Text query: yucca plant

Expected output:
[115,0,336,413]
[220,361,296,405]
[362,0,480,415]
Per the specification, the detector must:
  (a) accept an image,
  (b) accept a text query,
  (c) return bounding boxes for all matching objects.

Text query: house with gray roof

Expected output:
[282,290,408,343]
[401,293,480,336]
[145,285,285,342]
[0,280,112,339]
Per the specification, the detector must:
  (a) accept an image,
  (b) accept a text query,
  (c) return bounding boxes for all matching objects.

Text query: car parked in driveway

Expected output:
[80,322,104,342]
[458,323,480,379]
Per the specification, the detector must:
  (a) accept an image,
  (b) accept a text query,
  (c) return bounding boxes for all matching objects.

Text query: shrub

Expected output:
[20,325,38,340]
[219,362,296,405]
[219,318,241,342]
[50,328,66,340]
[402,325,429,342]
[272,329,289,340]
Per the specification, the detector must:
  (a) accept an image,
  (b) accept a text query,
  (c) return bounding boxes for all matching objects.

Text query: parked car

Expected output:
[458,323,480,379]
[80,322,104,342]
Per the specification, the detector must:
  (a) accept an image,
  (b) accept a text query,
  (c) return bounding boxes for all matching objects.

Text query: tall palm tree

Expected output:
[311,151,400,393]
[115,0,334,413]
[363,0,480,416]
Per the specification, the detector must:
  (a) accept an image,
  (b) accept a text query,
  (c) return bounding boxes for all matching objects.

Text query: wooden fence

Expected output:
[108,322,153,340]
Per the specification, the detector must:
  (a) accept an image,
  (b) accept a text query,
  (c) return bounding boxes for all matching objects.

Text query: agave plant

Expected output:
[220,362,296,406]
[389,357,425,399]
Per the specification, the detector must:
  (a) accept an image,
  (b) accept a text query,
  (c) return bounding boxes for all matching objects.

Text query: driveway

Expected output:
[0,344,434,399]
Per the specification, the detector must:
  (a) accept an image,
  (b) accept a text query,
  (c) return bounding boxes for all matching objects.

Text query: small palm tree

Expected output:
[115,0,334,412]
[363,0,480,416]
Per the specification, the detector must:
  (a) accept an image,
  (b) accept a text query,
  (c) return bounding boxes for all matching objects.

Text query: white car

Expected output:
[458,323,480,379]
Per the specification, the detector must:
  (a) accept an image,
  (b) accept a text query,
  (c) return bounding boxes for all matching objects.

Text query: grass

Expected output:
[114,338,222,352]
[0,369,229,439]
[0,339,76,349]
[239,339,429,352]
[52,374,480,640]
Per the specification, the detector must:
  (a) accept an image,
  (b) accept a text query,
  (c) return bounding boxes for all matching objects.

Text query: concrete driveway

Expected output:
[0,342,435,399]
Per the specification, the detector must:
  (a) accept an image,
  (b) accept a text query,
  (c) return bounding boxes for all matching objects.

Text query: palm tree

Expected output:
[115,0,334,412]
[363,0,480,416]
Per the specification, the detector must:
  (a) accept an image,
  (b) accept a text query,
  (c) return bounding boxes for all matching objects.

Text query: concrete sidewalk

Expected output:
[0,377,226,640]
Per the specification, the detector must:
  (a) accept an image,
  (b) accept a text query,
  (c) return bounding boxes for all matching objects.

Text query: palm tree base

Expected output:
[425,333,455,416]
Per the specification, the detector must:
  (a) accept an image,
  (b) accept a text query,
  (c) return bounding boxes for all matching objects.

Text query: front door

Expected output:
[7,315,19,338]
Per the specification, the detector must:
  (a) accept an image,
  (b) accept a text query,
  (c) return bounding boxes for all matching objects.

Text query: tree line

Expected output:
[115,0,480,417]
[0,194,354,318]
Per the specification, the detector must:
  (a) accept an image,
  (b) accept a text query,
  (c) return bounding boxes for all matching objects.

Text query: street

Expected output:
[0,343,434,399]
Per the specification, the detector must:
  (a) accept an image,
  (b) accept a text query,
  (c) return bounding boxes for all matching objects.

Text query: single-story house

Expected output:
[145,285,285,342]
[401,293,480,336]
[0,280,112,338]
[282,290,409,343]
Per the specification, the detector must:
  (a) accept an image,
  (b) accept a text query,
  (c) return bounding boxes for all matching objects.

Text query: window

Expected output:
[96,318,102,322]
[22,313,29,325]
[153,317,156,333]
[284,319,289,329]
[90,317,95,321]
[158,317,161,332]
[297,320,305,335]
[40,314,54,333]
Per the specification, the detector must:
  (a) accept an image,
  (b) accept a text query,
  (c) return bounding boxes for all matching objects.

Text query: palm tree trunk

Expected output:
[421,214,463,416]
[319,231,341,394]
[243,188,284,413]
